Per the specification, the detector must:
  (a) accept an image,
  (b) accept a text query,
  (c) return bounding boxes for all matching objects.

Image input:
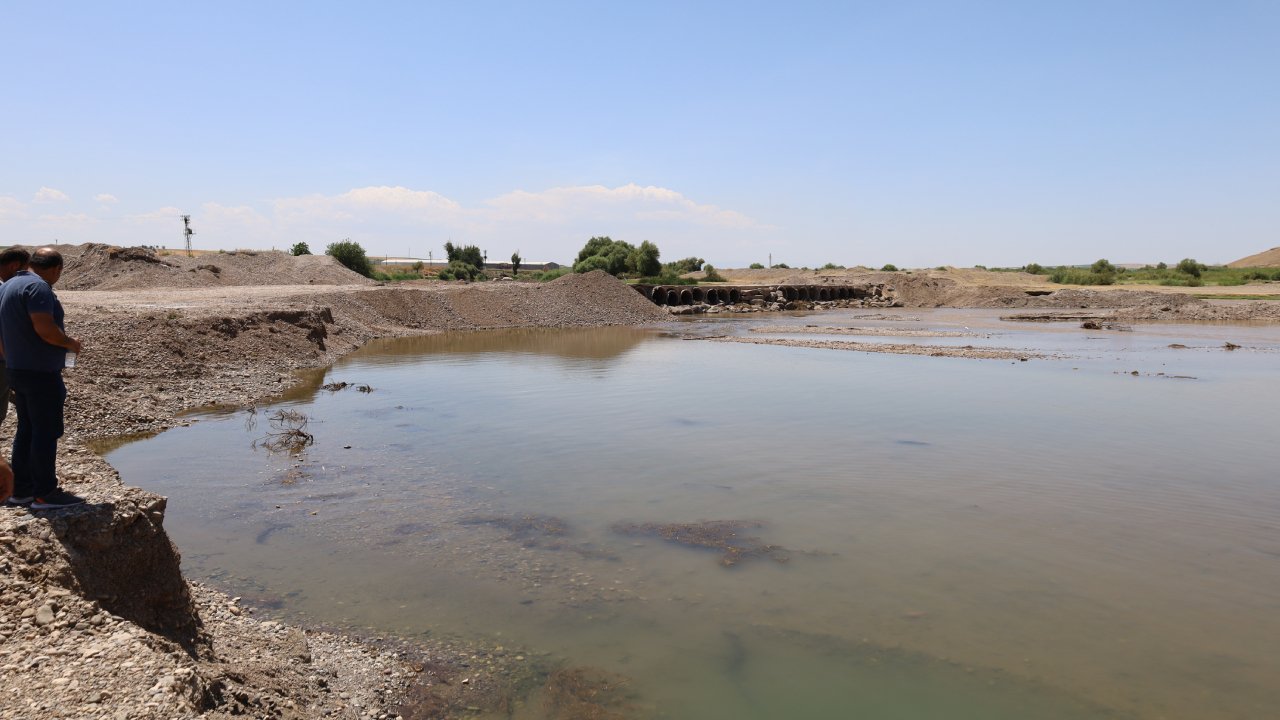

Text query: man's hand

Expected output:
[30,312,81,353]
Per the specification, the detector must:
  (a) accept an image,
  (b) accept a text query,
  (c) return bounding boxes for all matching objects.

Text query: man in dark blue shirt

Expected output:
[0,248,84,509]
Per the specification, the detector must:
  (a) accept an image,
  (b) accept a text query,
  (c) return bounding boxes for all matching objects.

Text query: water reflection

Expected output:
[347,326,656,366]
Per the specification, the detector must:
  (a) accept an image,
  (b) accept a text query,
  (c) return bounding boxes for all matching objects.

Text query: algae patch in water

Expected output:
[460,514,570,544]
[542,666,638,720]
[611,520,791,567]
[460,514,618,560]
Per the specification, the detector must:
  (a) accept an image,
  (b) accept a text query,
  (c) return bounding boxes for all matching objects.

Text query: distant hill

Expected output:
[1228,247,1280,268]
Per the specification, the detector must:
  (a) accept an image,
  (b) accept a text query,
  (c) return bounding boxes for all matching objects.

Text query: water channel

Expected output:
[106,309,1280,719]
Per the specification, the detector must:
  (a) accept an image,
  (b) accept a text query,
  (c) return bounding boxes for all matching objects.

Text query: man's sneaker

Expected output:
[30,490,86,510]
[4,496,33,507]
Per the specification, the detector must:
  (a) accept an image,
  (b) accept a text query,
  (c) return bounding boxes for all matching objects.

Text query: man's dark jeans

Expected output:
[7,368,65,498]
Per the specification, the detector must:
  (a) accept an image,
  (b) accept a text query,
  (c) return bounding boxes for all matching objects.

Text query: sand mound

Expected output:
[55,243,374,290]
[1227,247,1280,268]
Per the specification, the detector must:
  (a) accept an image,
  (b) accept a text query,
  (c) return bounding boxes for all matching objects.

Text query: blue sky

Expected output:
[2,1,1277,268]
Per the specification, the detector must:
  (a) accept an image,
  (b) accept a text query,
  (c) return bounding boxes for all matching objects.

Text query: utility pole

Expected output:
[182,215,195,257]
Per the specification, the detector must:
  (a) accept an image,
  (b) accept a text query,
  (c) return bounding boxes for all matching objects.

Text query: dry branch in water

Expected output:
[252,409,315,455]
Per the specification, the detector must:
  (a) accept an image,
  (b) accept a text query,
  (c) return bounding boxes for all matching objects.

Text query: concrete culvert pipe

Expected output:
[692,287,706,303]
[782,286,798,301]
[679,288,694,305]
[728,288,742,303]
[819,288,831,301]
[665,289,680,305]
[704,288,720,304]
[651,286,667,304]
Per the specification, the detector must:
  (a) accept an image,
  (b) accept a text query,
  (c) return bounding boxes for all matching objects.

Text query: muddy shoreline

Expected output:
[4,257,1280,719]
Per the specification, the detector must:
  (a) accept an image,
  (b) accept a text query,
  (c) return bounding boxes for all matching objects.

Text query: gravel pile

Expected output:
[56,244,373,290]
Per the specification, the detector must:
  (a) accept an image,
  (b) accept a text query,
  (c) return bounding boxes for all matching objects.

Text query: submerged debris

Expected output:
[460,514,617,559]
[251,409,314,455]
[611,520,791,567]
[461,514,570,549]
[321,380,375,393]
[542,667,637,720]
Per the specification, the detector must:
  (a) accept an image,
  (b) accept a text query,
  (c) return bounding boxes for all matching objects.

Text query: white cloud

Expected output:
[126,206,184,224]
[274,186,461,224]
[484,184,764,229]
[33,187,69,203]
[0,183,774,263]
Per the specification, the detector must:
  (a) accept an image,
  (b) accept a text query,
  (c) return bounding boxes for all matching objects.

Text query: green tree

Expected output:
[1024,263,1045,274]
[702,264,726,282]
[663,257,704,274]
[444,242,485,271]
[290,242,311,256]
[573,236,645,276]
[1176,258,1203,277]
[629,241,662,277]
[881,264,898,272]
[749,262,764,269]
[325,239,373,277]
[510,251,522,276]
[1091,258,1117,275]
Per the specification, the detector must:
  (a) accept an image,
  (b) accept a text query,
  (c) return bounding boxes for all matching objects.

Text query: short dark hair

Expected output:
[29,248,63,269]
[0,247,30,266]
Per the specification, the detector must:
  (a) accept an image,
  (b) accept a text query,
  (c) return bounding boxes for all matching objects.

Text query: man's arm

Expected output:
[30,312,82,354]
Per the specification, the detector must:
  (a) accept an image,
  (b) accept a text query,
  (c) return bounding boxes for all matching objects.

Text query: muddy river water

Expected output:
[107,309,1280,719]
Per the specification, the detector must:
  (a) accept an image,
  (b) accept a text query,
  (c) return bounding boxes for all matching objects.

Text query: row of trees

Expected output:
[293,236,712,283]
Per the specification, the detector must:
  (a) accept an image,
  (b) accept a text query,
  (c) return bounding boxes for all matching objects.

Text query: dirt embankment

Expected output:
[1,263,666,720]
[3,245,1279,720]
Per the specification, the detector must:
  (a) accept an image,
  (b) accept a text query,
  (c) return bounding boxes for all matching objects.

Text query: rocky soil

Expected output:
[2,243,1278,720]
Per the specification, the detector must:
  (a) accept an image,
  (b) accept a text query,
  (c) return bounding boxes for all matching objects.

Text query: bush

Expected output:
[881,264,898,272]
[748,262,765,269]
[770,263,790,269]
[325,239,373,277]
[537,267,573,281]
[290,242,311,256]
[1091,258,1117,275]
[438,260,482,281]
[821,262,845,270]
[1156,261,1168,270]
[1049,268,1116,285]
[702,264,726,282]
[1176,258,1203,278]
[1024,263,1045,274]
[510,251,522,276]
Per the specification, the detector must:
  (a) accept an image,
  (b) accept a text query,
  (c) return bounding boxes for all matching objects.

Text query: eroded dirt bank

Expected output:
[3,253,1278,720]
[1,271,665,720]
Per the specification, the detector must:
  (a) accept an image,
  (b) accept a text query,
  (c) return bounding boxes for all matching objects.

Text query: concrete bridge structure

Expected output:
[633,283,884,307]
